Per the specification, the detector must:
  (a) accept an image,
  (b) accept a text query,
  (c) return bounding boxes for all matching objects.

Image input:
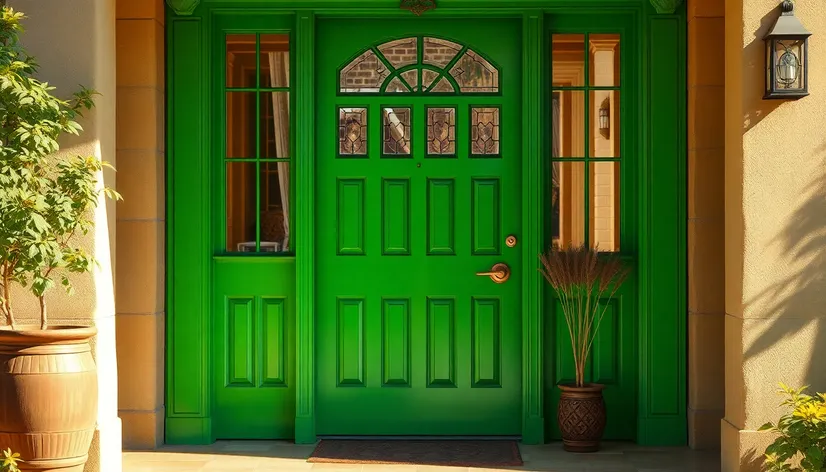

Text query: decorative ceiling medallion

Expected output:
[166,0,200,16]
[400,0,437,16]
[649,0,684,14]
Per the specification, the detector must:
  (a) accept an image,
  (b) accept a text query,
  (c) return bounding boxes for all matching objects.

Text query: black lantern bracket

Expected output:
[763,0,811,100]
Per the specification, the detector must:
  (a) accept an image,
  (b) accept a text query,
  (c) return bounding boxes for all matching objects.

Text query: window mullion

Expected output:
[583,33,591,249]
[255,34,262,252]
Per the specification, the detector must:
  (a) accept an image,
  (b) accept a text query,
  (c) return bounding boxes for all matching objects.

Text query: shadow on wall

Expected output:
[741,449,766,472]
[742,7,785,132]
[742,152,826,385]
[740,0,826,404]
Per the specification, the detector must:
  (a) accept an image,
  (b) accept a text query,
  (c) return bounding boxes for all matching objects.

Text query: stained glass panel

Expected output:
[339,38,501,95]
[340,50,389,93]
[400,69,419,92]
[382,108,412,156]
[385,77,410,93]
[421,69,440,90]
[471,107,500,155]
[427,107,456,156]
[449,50,499,92]
[339,107,368,155]
[429,77,455,93]
[378,37,419,69]
[423,37,462,68]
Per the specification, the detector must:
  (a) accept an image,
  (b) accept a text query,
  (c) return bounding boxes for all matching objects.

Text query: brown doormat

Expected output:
[307,439,523,467]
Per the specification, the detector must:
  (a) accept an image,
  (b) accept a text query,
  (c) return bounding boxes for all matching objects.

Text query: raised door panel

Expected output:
[382,298,411,387]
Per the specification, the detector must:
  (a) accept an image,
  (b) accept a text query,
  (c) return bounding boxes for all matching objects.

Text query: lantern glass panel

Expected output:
[773,38,804,90]
[599,108,609,130]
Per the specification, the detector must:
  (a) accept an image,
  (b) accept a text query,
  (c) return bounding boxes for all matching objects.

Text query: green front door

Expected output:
[316,17,523,436]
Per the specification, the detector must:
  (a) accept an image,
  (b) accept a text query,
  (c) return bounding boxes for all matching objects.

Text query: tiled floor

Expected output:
[123,440,722,472]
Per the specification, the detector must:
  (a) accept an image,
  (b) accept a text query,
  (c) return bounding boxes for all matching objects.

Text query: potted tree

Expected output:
[0,7,119,472]
[539,244,630,452]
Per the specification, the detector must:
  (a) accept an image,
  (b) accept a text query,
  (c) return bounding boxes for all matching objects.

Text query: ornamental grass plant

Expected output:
[538,244,630,388]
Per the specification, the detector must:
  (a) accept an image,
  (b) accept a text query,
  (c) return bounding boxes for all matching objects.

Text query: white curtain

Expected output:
[268,52,290,252]
[551,95,561,242]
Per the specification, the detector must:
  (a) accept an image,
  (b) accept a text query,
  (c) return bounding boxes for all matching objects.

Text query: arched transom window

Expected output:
[339,36,500,94]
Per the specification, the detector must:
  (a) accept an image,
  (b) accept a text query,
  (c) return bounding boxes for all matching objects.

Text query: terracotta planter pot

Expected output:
[557,383,606,453]
[0,326,98,472]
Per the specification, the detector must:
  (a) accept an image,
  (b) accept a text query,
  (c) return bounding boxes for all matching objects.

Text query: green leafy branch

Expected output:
[0,7,121,329]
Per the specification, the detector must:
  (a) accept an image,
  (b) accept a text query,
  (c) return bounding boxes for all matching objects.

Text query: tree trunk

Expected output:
[40,295,47,329]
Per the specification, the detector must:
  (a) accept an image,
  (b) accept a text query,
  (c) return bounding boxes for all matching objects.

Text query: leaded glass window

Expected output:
[338,36,500,95]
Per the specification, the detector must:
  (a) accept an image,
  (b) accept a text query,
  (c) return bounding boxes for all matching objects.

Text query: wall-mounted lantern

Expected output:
[764,0,811,99]
[598,98,610,139]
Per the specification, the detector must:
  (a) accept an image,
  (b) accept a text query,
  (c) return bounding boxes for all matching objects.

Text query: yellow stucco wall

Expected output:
[8,0,122,471]
[723,0,826,470]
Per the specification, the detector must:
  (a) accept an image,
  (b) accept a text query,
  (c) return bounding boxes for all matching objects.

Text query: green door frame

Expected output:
[165,0,686,447]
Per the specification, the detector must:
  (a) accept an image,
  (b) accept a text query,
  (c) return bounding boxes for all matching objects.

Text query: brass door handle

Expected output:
[476,263,511,284]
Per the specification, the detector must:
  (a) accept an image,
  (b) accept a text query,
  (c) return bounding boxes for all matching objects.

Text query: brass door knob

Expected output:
[476,263,511,284]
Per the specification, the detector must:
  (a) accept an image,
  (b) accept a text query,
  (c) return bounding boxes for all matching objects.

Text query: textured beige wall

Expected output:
[723,0,826,470]
[686,0,726,451]
[115,0,167,450]
[7,0,122,471]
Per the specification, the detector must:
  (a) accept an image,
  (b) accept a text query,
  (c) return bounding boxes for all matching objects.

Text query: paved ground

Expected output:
[123,440,723,471]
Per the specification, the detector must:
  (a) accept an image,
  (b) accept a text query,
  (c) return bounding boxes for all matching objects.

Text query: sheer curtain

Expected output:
[551,94,561,242]
[268,51,290,252]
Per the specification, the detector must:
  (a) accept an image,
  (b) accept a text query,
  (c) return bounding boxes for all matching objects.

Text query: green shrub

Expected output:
[760,383,826,472]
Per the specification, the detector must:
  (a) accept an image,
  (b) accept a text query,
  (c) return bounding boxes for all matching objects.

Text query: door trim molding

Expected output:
[521,10,545,445]
[636,10,687,445]
[295,10,317,444]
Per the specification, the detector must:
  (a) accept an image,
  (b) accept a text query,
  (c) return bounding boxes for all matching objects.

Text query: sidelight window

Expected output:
[550,33,621,252]
[224,33,292,253]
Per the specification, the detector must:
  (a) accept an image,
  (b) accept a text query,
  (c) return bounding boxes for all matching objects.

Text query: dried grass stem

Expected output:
[539,244,630,388]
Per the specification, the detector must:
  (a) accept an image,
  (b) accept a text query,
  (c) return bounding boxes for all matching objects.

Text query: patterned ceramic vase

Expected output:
[557,383,606,453]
